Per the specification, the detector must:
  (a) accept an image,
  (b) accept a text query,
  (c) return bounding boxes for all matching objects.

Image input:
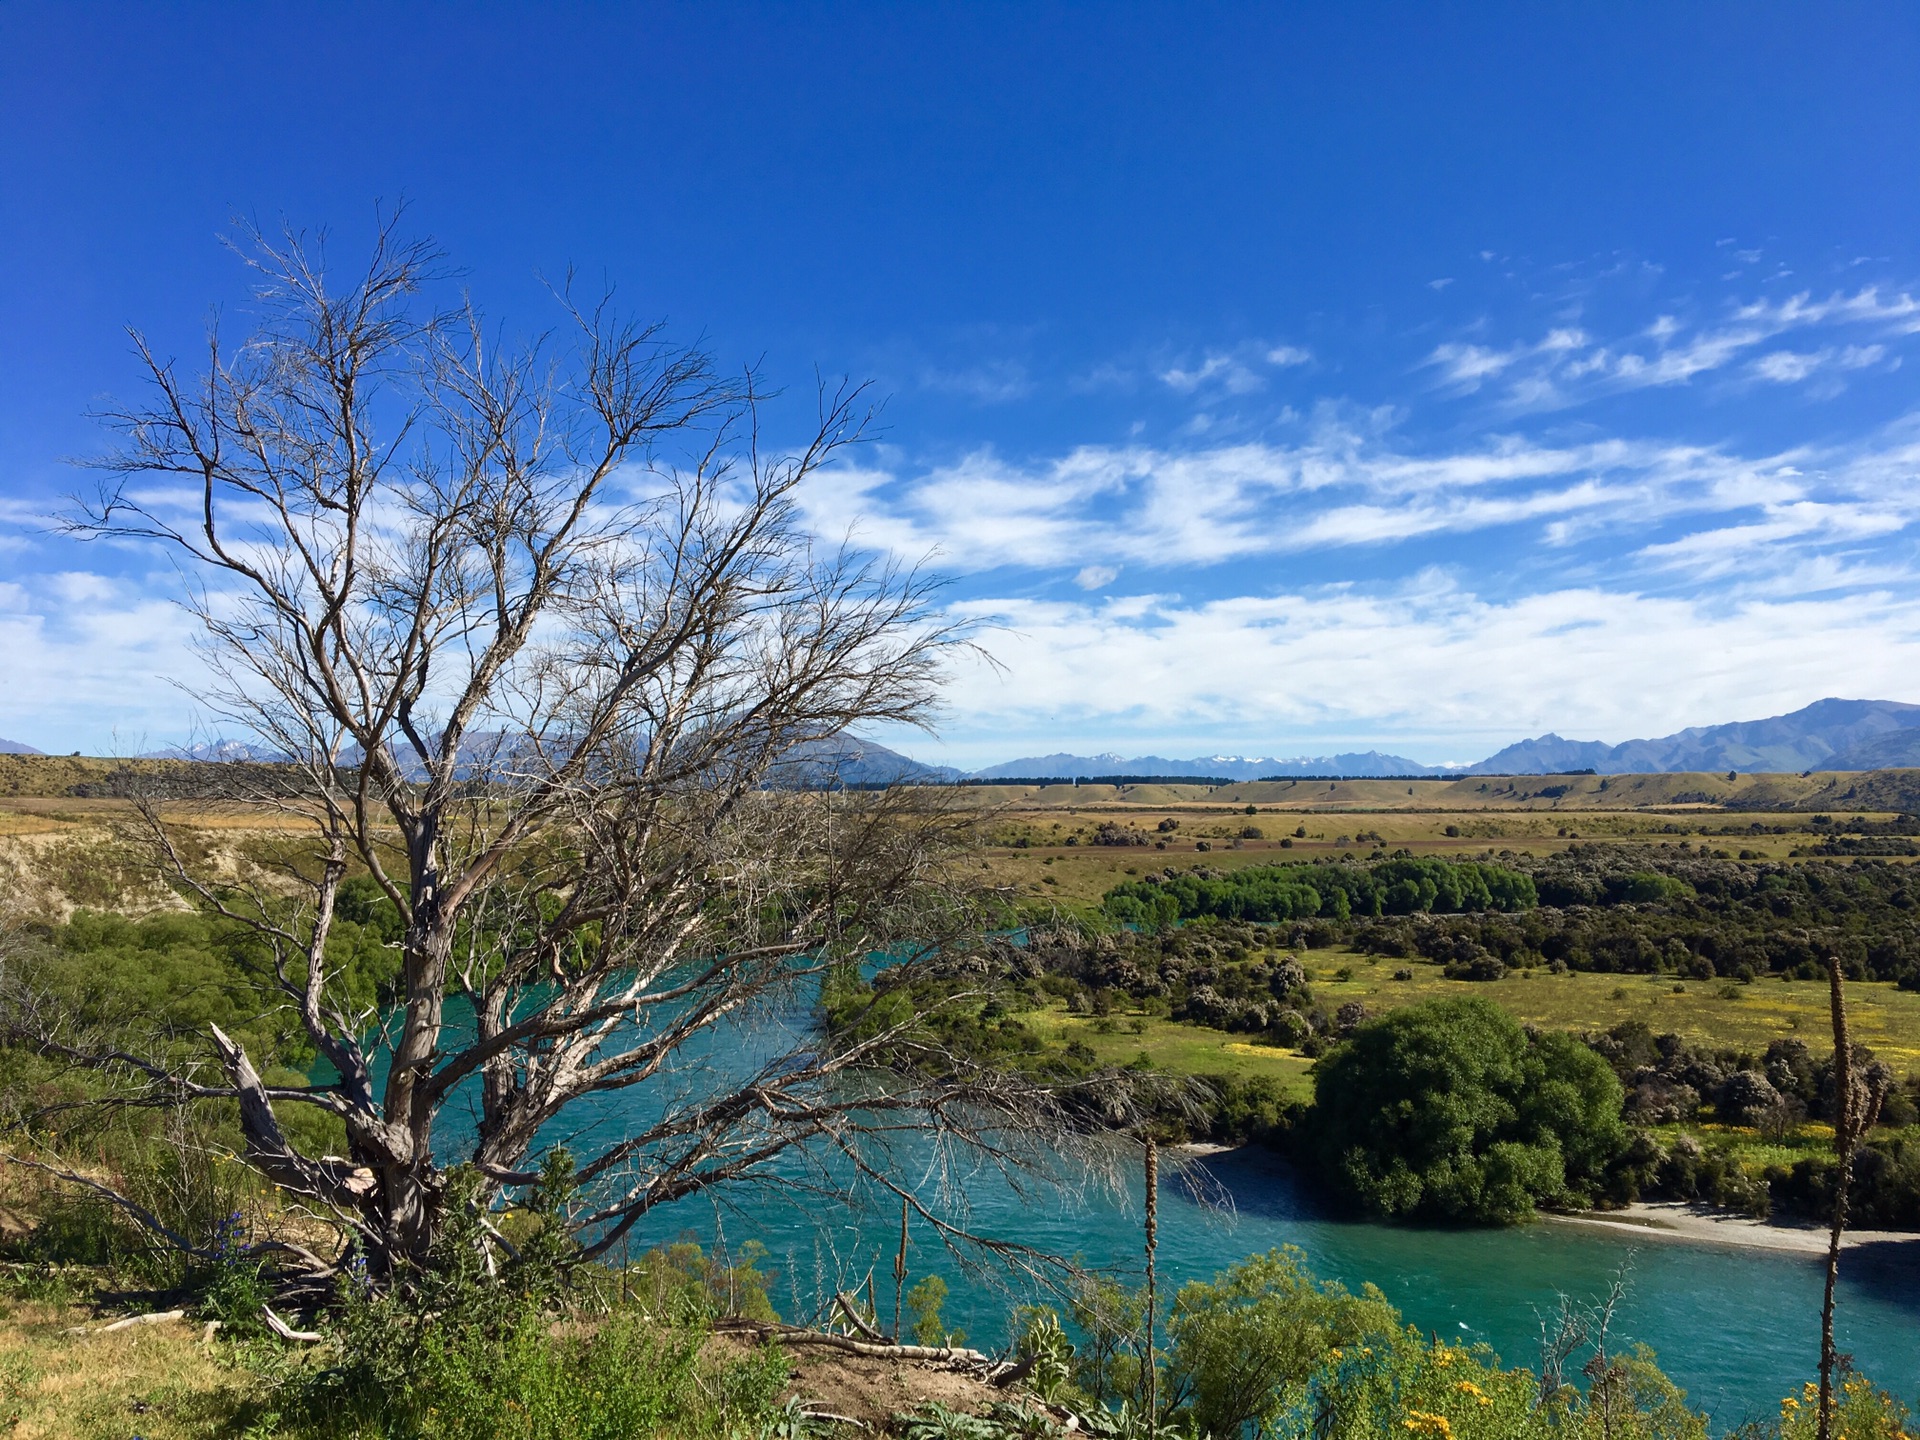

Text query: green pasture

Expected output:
[1006,954,1920,1108]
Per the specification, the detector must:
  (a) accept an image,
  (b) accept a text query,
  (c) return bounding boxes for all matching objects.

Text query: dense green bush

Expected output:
[1772,1130,1920,1229]
[2,888,404,1100]
[1742,1375,1914,1440]
[1164,1247,1401,1439]
[277,1307,790,1440]
[1017,1249,1736,1440]
[1308,997,1625,1222]
[1355,845,1920,986]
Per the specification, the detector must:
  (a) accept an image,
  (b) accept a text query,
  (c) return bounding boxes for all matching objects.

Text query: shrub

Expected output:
[908,1274,963,1346]
[1286,1334,1709,1440]
[1102,857,1535,927]
[1308,996,1625,1222]
[282,1305,788,1440]
[1764,1374,1913,1440]
[1165,1247,1400,1440]
[273,1157,792,1439]
[1716,1070,1783,1125]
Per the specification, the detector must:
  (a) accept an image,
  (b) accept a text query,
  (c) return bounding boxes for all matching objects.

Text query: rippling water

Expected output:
[374,982,1920,1425]
[627,1140,1919,1428]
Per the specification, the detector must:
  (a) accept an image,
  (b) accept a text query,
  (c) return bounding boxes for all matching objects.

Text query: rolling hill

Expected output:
[1466,698,1920,775]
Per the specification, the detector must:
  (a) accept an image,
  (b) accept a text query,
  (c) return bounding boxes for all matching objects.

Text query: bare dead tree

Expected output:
[1143,1136,1159,1428]
[17,211,1114,1282]
[1815,953,1888,1440]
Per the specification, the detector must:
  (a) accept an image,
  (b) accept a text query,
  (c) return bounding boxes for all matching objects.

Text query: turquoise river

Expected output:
[392,983,1920,1429]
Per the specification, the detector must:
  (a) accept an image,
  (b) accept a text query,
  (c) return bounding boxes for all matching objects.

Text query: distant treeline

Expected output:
[1355,845,1920,987]
[1103,856,1538,926]
[960,769,1618,787]
[1099,845,1920,989]
[1253,770,1599,782]
[1254,774,1442,783]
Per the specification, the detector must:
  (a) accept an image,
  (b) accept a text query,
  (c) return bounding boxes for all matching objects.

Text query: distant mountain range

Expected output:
[1462,698,1920,776]
[772,736,965,786]
[959,699,1920,780]
[16,697,1920,780]
[967,750,1437,781]
[140,740,283,763]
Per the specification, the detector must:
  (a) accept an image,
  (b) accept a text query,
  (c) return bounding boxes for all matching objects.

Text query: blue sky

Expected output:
[4,4,1920,767]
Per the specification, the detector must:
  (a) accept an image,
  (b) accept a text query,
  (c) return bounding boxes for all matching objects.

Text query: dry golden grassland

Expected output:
[975,813,1855,908]
[952,772,1916,908]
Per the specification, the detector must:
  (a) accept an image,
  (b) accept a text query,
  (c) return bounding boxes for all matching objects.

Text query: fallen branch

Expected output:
[800,1409,868,1429]
[834,1290,886,1341]
[715,1318,992,1366]
[262,1305,324,1343]
[989,1354,1039,1389]
[64,1308,185,1336]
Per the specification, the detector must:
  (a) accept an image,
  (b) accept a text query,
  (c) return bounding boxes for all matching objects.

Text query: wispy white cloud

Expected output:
[1751,344,1887,385]
[1160,352,1265,394]
[1428,328,1588,392]
[0,569,208,751]
[917,360,1034,403]
[801,416,1903,579]
[1428,286,1920,410]
[933,581,1920,756]
[1158,341,1315,395]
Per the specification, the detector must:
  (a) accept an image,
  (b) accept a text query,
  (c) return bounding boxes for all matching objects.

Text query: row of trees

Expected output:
[1103,857,1538,928]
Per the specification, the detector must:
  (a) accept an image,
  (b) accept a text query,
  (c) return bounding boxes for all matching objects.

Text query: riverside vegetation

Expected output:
[0,842,1911,1435]
[827,845,1920,1228]
[5,1107,1912,1440]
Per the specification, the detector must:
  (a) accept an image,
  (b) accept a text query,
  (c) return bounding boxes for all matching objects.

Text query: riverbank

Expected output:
[1549,1200,1920,1254]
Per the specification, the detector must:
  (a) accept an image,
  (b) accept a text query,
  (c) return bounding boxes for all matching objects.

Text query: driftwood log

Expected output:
[64,1308,185,1336]
[713,1317,1035,1385]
